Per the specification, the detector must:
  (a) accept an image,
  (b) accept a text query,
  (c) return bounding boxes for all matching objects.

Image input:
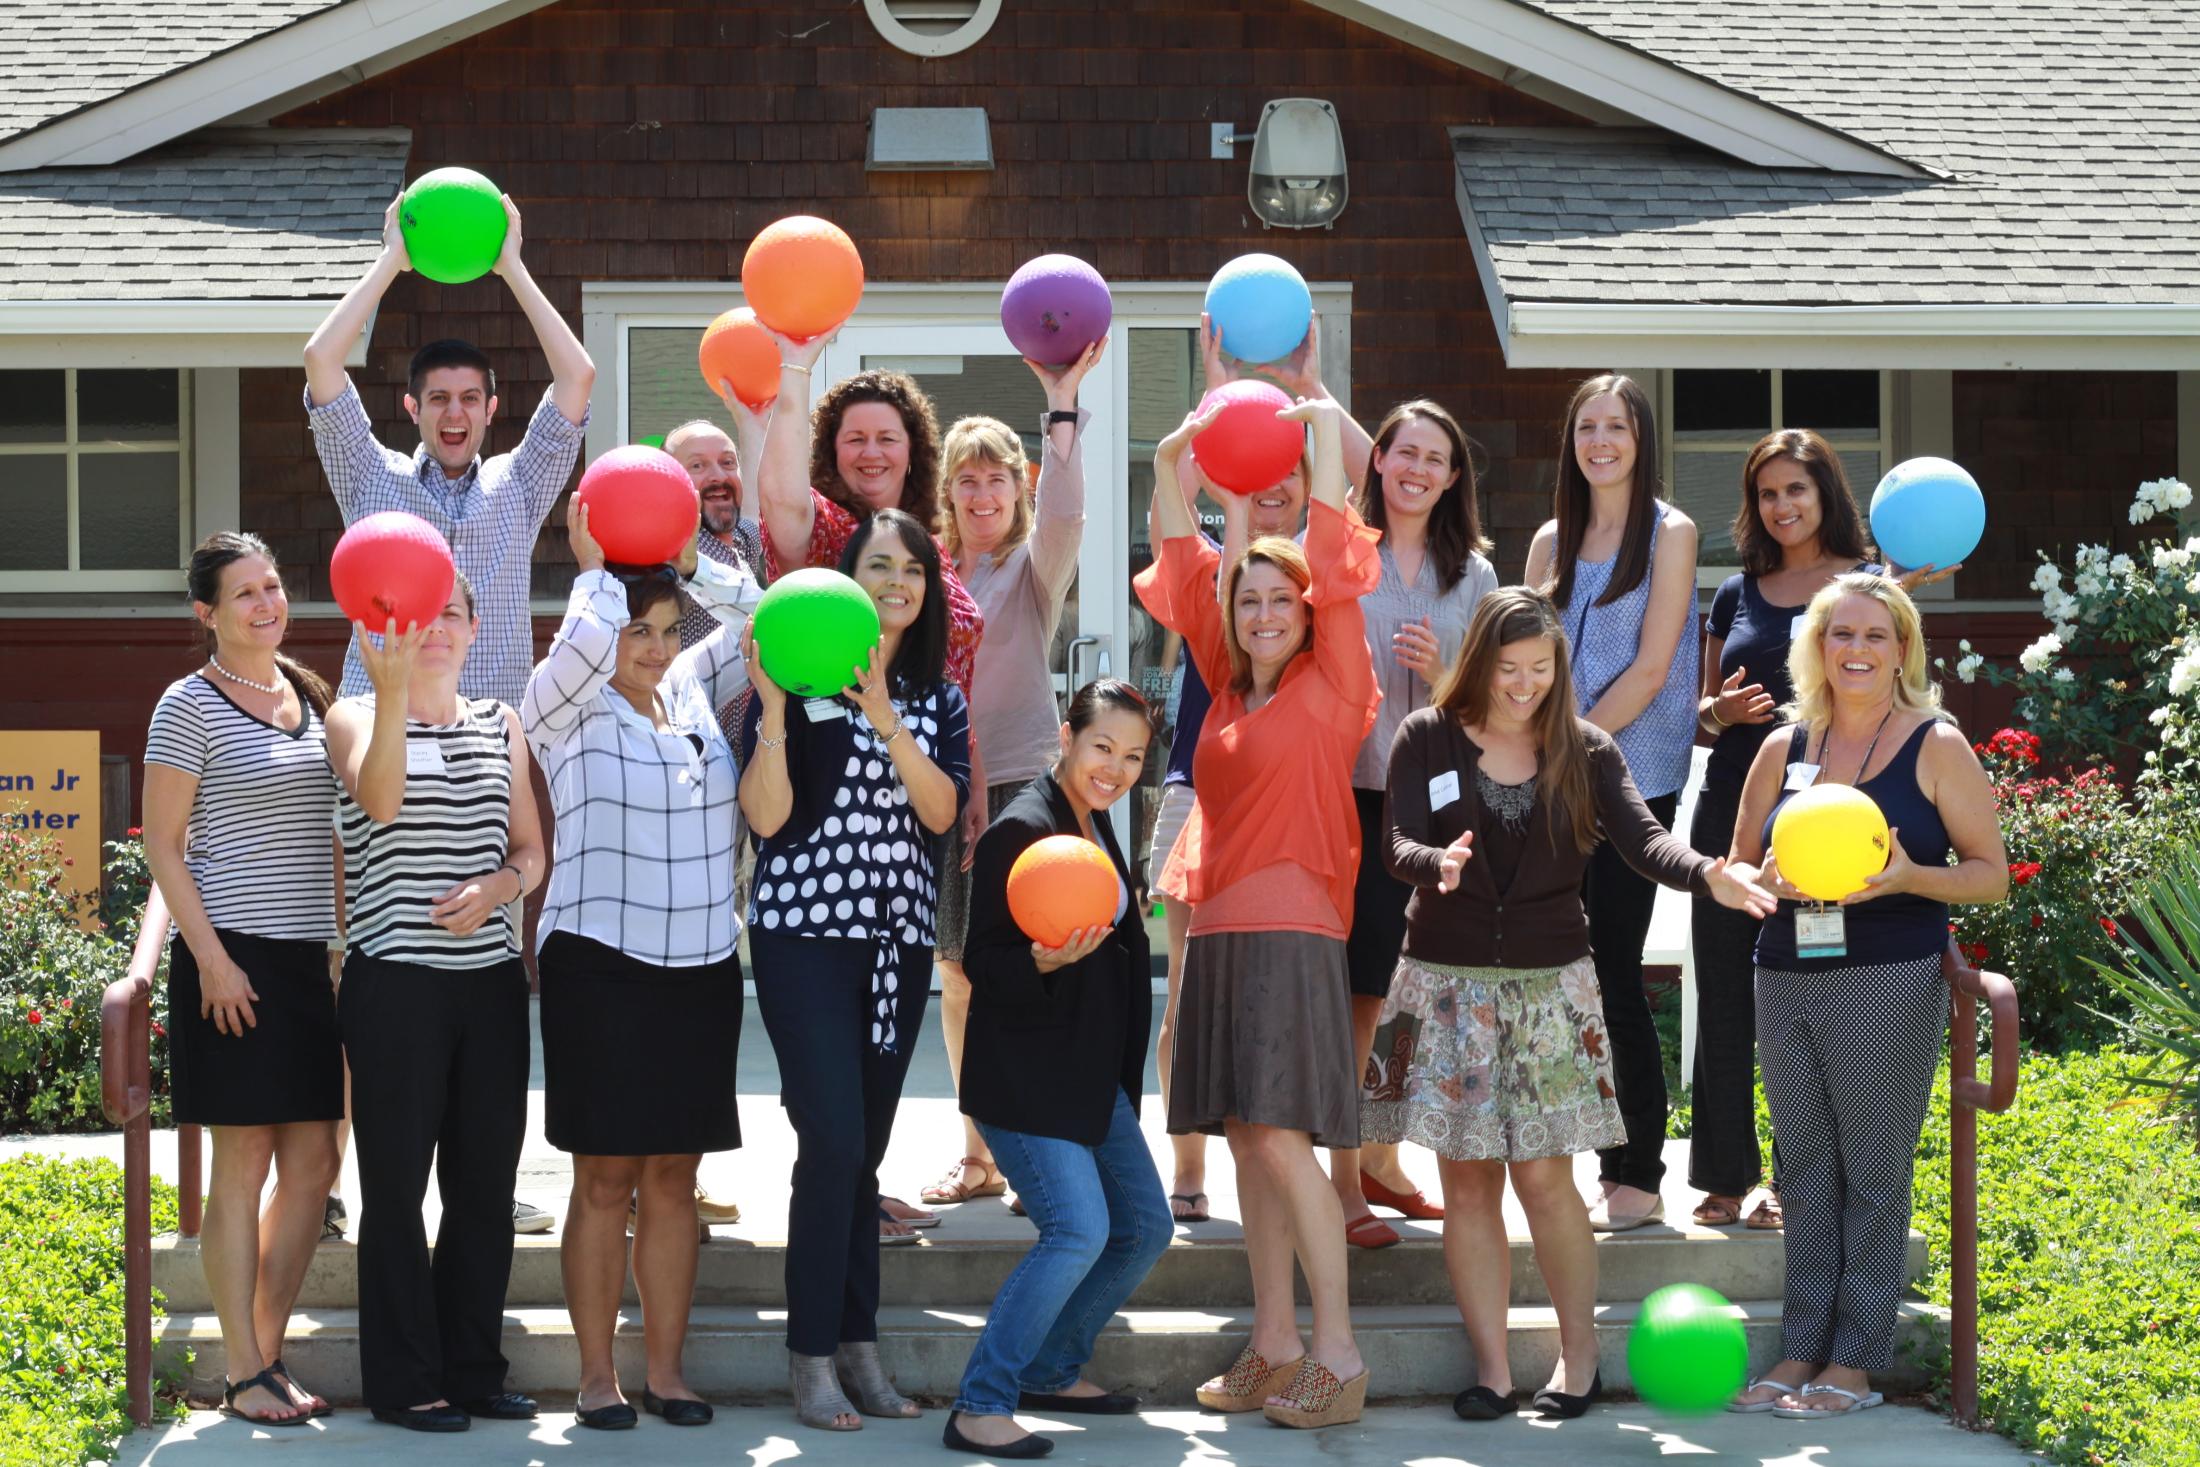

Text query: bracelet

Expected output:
[756,732,788,752]
[782,362,811,376]
[1046,409,1080,425]
[498,862,524,896]
[876,721,906,744]
[1705,701,1729,730]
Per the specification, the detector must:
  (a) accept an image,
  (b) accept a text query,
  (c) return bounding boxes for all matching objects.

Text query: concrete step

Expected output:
[159,1299,1948,1406]
[150,1225,1924,1314]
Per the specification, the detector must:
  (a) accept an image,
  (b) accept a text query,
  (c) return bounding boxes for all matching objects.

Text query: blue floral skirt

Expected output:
[1359,954,1624,1162]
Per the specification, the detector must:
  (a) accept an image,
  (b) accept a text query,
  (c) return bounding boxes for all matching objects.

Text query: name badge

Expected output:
[1795,905,1848,959]
[404,739,446,776]
[1428,769,1461,812]
[801,697,848,724]
[1791,613,1810,641]
[1784,761,1821,791]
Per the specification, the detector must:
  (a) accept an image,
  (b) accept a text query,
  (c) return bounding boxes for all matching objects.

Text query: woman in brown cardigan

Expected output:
[1362,587,1773,1422]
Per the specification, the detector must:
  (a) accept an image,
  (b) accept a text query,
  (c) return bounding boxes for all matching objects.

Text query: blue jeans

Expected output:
[954,1092,1172,1416]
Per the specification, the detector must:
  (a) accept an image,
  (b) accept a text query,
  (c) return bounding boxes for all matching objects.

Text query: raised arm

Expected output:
[756,326,833,571]
[304,197,408,409]
[1275,313,1372,489]
[523,505,624,742]
[491,196,594,426]
[1583,510,1699,736]
[326,622,426,823]
[1026,338,1104,606]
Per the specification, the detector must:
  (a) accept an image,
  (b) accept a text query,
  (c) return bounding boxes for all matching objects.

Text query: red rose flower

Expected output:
[26,1010,41,1025]
[2031,912,2045,928]
[57,998,70,1010]
[125,826,142,837]
[2010,861,2043,886]
[151,1021,167,1039]
[2100,917,2119,939]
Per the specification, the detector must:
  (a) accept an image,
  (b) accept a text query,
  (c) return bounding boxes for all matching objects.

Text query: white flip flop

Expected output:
[1727,1376,1809,1413]
[1772,1383,1883,1419]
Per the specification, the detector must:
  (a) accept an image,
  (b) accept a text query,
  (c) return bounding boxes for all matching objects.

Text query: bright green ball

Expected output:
[399,167,508,285]
[752,568,881,698]
[1628,1283,1749,1414]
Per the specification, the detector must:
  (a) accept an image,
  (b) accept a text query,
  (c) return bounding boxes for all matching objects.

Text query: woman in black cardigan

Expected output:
[943,679,1172,1461]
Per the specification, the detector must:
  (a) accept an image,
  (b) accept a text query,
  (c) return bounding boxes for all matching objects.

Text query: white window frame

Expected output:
[0,367,194,591]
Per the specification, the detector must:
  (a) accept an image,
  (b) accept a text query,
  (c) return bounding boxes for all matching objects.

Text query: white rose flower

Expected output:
[2030,562,2063,594]
[2053,621,2077,643]
[2170,480,2195,510]
[2154,545,2194,572]
[2052,666,2075,684]
[2109,553,2136,577]
[1957,652,1983,685]
[2074,570,2105,598]
[2134,501,2153,526]
[2018,632,2062,674]
[2151,705,2173,726]
[2076,543,2108,569]
[2188,572,2200,597]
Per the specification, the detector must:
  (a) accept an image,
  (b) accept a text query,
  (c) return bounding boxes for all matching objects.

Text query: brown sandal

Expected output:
[1195,1345,1303,1413]
[1745,1189,1784,1230]
[1262,1358,1369,1429]
[920,1156,1006,1204]
[1692,1194,1743,1227]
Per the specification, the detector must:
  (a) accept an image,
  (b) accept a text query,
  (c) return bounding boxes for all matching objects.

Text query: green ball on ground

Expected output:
[1628,1282,1749,1415]
[752,568,881,698]
[399,167,508,285]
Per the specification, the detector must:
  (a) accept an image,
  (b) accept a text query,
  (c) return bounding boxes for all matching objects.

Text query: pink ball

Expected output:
[330,511,456,632]
[1190,381,1304,496]
[573,445,699,565]
[1000,254,1112,367]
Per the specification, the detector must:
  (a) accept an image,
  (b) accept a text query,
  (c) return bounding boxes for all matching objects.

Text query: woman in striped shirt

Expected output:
[142,531,344,1427]
[324,573,545,1433]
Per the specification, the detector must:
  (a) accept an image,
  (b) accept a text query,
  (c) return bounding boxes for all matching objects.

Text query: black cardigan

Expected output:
[959,775,1151,1147]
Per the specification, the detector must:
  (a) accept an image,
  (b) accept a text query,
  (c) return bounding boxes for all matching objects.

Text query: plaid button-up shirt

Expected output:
[306,378,590,705]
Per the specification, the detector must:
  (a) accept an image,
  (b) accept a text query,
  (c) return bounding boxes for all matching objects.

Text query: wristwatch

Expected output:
[1046,410,1080,425]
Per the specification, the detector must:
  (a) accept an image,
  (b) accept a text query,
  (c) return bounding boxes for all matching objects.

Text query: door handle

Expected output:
[1067,634,1098,692]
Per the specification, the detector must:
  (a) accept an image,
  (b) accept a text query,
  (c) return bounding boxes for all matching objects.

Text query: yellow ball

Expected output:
[1771,784,1890,902]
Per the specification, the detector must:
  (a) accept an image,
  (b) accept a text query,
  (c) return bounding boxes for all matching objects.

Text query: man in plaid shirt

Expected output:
[304,193,595,704]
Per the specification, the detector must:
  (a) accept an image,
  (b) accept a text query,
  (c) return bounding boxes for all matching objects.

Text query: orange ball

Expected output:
[1006,835,1119,950]
[742,215,864,341]
[698,307,781,410]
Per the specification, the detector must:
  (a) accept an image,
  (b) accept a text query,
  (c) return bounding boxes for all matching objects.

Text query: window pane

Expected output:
[77,453,180,569]
[79,370,180,441]
[1672,369,1770,442]
[863,353,1046,456]
[0,370,64,445]
[1837,447,1882,502]
[1673,450,1746,561]
[0,453,67,567]
[1783,370,1879,433]
[627,327,730,447]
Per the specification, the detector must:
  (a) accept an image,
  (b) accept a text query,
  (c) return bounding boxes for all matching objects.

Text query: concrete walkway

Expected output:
[120,1401,2043,1465]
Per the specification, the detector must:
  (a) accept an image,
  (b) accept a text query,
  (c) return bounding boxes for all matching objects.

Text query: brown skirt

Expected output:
[1169,928,1359,1147]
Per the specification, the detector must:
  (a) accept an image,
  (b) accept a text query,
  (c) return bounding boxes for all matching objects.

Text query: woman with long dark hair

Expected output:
[1368,588,1772,1421]
[142,532,343,1426]
[1523,373,1700,1231]
[739,507,970,1431]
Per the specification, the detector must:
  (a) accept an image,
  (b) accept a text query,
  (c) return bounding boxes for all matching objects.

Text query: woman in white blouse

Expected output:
[521,504,753,1431]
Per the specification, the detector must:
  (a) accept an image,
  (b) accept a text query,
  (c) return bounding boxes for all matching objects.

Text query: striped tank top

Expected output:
[339,694,516,968]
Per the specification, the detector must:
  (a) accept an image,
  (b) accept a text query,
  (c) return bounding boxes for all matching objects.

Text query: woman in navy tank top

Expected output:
[1723,573,2006,1419]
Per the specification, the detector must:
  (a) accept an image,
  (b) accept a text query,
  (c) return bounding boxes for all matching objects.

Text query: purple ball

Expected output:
[1000,255,1112,367]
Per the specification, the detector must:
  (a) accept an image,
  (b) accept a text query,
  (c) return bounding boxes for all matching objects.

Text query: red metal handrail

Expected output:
[1944,940,2020,1430]
[98,885,202,1429]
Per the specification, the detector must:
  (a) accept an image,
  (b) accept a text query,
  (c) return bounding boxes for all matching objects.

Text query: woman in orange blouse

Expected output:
[1134,394,1380,1429]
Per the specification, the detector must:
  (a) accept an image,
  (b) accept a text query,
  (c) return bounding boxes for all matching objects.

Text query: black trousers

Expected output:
[1584,789,1678,1192]
[339,949,530,1410]
[750,930,932,1358]
[1687,767,1770,1196]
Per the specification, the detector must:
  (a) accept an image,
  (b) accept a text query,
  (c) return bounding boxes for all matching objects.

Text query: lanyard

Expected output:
[1812,706,1894,786]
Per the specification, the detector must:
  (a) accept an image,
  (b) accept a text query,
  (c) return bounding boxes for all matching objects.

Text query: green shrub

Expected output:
[1912,1047,2200,1466]
[0,1155,185,1466]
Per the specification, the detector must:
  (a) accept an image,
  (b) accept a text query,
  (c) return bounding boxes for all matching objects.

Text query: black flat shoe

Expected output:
[576,1400,639,1430]
[371,1404,470,1432]
[1532,1370,1603,1419]
[640,1388,715,1426]
[1452,1384,1518,1420]
[1017,1389,1140,1415]
[944,1411,1053,1458]
[457,1392,538,1420]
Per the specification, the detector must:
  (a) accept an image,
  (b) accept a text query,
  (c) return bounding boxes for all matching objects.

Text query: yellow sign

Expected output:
[0,730,101,926]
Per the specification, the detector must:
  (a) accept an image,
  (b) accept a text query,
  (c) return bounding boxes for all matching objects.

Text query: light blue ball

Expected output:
[1870,457,1985,573]
[1204,253,1312,365]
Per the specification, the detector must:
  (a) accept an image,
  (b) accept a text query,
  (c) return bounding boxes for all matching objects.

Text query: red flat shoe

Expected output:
[1343,1213,1401,1249]
[1360,1171,1444,1220]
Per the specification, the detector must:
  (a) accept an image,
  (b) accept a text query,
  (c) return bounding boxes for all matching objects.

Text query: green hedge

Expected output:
[0,1156,184,1467]
[1912,1048,2200,1467]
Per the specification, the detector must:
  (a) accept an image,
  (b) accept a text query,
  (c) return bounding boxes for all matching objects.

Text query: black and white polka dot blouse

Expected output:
[739,681,971,948]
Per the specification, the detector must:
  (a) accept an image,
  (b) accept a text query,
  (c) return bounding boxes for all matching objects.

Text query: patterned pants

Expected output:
[1755,955,1946,1371]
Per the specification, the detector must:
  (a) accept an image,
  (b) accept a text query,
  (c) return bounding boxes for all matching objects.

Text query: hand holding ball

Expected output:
[1007,836,1119,950]
[1628,1283,1748,1415]
[750,569,882,698]
[742,216,864,342]
[398,168,508,285]
[1871,457,1984,574]
[1191,381,1305,495]
[1771,784,1890,902]
[1204,253,1313,364]
[572,446,698,566]
[331,512,456,632]
[698,307,781,409]
[1000,255,1113,367]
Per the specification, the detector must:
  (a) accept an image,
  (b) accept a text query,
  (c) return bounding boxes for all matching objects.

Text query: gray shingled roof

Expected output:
[0,1,345,144]
[1457,0,2200,308]
[0,129,410,301]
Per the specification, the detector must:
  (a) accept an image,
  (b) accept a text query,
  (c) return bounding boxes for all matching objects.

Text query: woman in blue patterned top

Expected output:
[739,507,970,1432]
[1524,373,1700,1233]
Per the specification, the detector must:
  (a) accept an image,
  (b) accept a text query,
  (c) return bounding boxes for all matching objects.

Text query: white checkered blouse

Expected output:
[522,570,751,967]
[306,377,590,705]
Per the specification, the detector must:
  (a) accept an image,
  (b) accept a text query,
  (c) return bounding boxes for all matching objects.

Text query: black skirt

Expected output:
[167,930,343,1127]
[1345,786,1412,998]
[538,930,743,1156]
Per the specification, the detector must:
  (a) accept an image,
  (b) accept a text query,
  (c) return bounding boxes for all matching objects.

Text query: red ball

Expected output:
[1005,835,1119,950]
[742,215,864,342]
[699,306,780,409]
[1190,381,1305,496]
[574,446,699,565]
[330,511,455,632]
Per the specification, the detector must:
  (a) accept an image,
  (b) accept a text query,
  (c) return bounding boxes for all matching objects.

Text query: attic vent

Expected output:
[865,0,1001,57]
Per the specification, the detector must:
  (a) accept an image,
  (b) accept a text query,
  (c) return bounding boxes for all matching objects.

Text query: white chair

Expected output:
[1641,744,1711,1088]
